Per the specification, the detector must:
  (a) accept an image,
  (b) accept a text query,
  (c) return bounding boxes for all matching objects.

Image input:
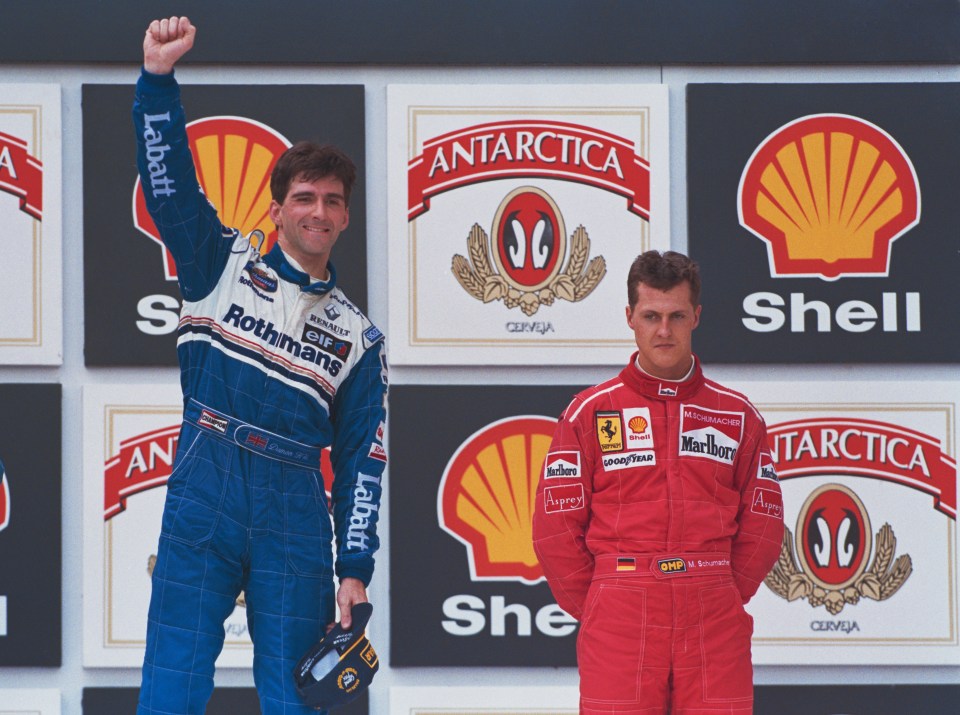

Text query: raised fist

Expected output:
[143,16,196,75]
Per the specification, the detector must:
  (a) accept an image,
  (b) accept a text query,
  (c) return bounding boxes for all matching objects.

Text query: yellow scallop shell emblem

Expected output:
[439,416,557,583]
[739,114,919,280]
[134,115,291,280]
[628,415,648,434]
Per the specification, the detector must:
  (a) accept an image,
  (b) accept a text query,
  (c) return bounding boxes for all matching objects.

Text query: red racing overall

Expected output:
[532,355,783,714]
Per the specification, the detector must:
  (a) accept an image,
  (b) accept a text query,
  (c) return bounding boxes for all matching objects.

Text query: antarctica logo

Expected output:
[451,187,606,316]
[765,483,912,615]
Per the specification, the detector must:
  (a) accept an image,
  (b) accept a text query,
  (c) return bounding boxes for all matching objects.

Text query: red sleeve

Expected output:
[532,399,595,620]
[730,413,784,603]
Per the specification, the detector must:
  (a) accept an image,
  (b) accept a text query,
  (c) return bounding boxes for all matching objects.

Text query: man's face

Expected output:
[269,174,349,278]
[625,281,701,380]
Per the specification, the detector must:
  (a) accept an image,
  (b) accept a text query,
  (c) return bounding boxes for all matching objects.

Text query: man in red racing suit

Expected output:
[532,251,783,714]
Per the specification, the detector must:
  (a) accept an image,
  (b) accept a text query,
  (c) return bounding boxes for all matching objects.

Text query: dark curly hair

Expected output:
[270,141,357,206]
[627,250,701,308]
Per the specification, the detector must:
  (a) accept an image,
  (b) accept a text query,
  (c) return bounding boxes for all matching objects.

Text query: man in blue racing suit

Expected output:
[134,17,387,715]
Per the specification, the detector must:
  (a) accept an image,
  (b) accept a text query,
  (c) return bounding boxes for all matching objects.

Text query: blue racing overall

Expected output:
[133,69,387,715]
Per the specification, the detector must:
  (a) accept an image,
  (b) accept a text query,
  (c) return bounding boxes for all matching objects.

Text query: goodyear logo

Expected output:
[595,411,623,453]
[657,558,686,574]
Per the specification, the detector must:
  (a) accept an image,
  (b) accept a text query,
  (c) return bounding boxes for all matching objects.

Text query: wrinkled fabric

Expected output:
[533,355,782,713]
[133,68,387,715]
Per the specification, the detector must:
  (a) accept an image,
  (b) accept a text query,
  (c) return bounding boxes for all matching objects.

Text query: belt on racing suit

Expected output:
[184,398,322,468]
[593,553,733,580]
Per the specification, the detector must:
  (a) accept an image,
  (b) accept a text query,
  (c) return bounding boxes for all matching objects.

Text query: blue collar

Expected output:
[263,244,337,295]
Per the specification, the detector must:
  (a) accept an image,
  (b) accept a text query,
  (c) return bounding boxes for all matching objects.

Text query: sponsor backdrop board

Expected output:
[754,685,960,715]
[387,84,669,365]
[741,381,958,664]
[687,83,960,363]
[4,2,960,65]
[82,687,367,714]
[82,84,367,366]
[0,383,61,666]
[0,84,62,365]
[390,384,583,666]
[0,689,60,714]
[390,686,578,714]
[82,383,255,667]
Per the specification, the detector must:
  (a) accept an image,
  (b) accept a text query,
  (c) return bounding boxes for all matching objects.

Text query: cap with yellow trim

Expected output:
[293,602,379,709]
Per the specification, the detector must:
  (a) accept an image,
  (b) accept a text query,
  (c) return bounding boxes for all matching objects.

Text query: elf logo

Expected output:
[301,325,353,359]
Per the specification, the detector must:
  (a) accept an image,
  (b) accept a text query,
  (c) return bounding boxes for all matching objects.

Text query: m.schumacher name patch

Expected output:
[678,404,743,465]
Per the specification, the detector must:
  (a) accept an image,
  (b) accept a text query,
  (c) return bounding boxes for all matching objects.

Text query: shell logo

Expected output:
[133,116,291,281]
[438,415,557,584]
[738,114,920,281]
[628,415,648,434]
[0,464,9,533]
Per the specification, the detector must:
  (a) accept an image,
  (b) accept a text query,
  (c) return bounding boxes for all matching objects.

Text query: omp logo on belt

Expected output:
[657,558,687,574]
[199,409,228,433]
